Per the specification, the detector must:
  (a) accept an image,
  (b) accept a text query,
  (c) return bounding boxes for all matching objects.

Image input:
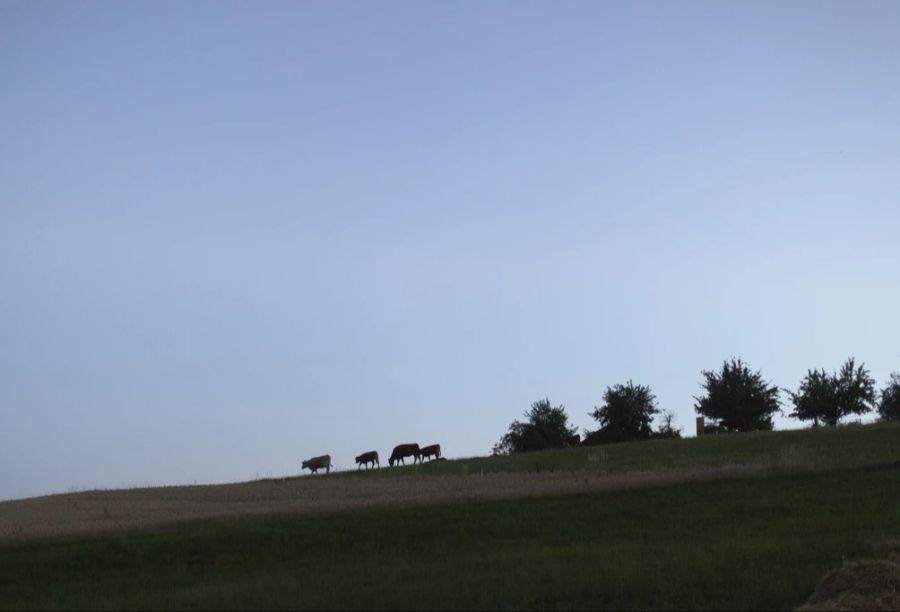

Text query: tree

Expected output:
[877,372,900,422]
[492,398,579,455]
[584,381,659,445]
[787,368,834,427]
[789,358,876,426]
[694,358,781,432]
[654,409,682,439]
[835,358,877,421]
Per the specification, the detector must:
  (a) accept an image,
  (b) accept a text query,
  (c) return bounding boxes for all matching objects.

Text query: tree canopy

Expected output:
[584,381,660,445]
[789,358,876,426]
[787,368,834,427]
[694,358,781,432]
[877,372,900,422]
[492,398,579,455]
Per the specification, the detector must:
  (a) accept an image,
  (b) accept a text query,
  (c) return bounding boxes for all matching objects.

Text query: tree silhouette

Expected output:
[655,409,682,439]
[694,358,781,432]
[787,368,834,427]
[584,381,659,445]
[877,372,900,422]
[492,398,579,455]
[789,358,876,426]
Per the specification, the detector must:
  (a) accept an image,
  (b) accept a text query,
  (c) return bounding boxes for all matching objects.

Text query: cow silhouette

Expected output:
[301,454,332,474]
[355,450,379,470]
[418,444,441,462]
[389,443,420,467]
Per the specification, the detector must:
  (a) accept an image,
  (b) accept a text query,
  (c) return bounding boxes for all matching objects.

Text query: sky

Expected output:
[1,0,899,501]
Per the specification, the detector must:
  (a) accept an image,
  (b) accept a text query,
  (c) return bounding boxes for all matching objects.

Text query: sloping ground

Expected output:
[0,464,758,542]
[2,422,897,542]
[1,464,898,610]
[798,554,900,611]
[358,422,900,479]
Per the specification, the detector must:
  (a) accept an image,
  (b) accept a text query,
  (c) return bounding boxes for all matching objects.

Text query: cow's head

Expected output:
[301,460,309,470]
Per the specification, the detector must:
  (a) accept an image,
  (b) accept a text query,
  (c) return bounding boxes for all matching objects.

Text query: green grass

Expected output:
[2,461,899,610]
[3,423,899,609]
[323,421,900,480]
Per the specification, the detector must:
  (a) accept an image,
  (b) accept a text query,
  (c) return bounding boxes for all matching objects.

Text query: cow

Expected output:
[388,443,420,467]
[418,444,441,462]
[355,450,379,470]
[301,454,332,474]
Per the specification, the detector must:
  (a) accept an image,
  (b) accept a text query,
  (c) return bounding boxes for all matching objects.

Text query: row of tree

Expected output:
[493,357,900,455]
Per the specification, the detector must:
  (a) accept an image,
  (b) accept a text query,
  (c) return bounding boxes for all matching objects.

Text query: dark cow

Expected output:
[301,454,332,474]
[389,443,420,467]
[418,444,441,462]
[355,450,379,470]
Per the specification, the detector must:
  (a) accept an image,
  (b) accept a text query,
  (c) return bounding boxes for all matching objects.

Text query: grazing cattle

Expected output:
[389,443,420,467]
[301,454,332,474]
[418,444,441,462]
[355,450,379,470]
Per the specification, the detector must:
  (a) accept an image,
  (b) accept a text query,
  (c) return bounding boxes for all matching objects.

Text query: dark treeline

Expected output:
[492,357,900,455]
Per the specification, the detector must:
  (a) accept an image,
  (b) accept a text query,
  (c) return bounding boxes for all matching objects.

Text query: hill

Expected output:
[1,422,898,609]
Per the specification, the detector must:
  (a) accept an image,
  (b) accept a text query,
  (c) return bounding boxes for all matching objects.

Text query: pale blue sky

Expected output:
[2,1,899,501]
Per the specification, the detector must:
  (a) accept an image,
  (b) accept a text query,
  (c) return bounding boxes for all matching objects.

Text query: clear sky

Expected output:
[2,1,899,501]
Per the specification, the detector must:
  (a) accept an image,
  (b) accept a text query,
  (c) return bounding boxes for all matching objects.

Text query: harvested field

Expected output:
[2,463,899,610]
[0,464,762,542]
[4,423,898,544]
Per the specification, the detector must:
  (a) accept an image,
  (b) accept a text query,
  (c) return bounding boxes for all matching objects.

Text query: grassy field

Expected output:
[2,423,899,610]
[1,463,898,610]
[325,421,900,479]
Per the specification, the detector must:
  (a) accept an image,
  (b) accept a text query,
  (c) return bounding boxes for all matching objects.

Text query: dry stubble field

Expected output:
[0,464,759,541]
